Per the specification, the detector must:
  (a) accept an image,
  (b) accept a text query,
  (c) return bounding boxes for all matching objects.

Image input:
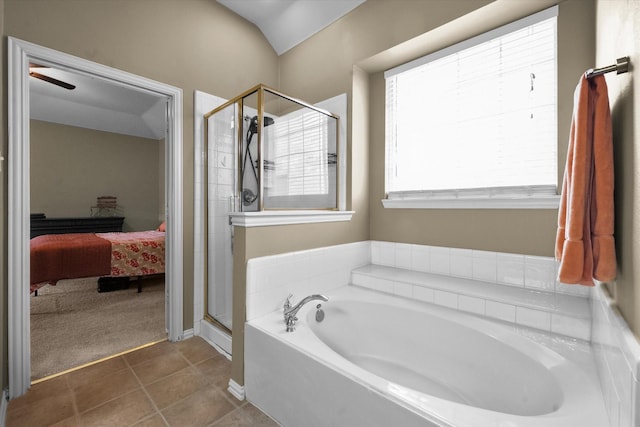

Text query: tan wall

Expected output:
[30,120,161,231]
[2,0,280,390]
[595,0,640,335]
[278,0,494,101]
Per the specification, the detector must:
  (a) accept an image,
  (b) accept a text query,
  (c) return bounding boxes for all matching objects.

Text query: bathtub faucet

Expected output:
[283,294,329,332]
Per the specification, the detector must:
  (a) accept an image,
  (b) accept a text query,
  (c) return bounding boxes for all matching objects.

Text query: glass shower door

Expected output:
[204,102,237,332]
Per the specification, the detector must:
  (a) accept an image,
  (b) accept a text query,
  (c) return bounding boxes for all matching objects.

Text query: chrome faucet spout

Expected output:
[283,294,329,332]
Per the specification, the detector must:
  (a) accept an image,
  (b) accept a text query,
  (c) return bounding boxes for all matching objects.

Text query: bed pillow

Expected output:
[157,221,166,232]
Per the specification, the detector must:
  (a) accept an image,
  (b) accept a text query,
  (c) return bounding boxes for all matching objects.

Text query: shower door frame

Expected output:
[200,84,342,336]
[202,96,242,335]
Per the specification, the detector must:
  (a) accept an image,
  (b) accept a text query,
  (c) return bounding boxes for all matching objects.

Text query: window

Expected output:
[270,110,331,197]
[384,6,559,208]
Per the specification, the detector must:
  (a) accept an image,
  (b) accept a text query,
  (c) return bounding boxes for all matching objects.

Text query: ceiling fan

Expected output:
[29,63,76,90]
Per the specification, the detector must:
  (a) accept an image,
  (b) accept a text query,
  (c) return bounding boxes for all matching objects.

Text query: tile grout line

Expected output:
[122,353,171,427]
[208,401,251,427]
[63,373,82,426]
[128,343,235,424]
[151,346,241,424]
[68,359,143,416]
[186,353,246,411]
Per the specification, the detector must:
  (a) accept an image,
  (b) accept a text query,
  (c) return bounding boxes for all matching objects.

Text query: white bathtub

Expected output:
[245,285,609,427]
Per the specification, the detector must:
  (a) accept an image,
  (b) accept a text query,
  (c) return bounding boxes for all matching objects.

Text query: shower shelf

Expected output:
[229,210,354,227]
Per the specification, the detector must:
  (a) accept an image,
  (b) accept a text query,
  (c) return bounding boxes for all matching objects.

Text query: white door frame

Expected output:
[7,37,184,398]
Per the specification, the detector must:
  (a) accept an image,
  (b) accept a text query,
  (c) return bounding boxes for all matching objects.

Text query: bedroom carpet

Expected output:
[30,276,166,381]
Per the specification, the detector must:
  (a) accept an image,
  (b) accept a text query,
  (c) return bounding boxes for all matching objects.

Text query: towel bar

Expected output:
[586,56,630,78]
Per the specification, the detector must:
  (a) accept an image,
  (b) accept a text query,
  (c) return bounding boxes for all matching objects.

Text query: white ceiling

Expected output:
[217,0,367,55]
[29,66,167,140]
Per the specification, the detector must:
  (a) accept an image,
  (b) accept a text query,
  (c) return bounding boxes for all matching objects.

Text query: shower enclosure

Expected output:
[203,84,340,334]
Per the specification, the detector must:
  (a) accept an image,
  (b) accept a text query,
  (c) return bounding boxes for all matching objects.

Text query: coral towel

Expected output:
[555,74,616,286]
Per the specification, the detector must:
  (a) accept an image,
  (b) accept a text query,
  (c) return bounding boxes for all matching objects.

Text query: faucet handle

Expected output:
[283,294,293,311]
[283,294,293,322]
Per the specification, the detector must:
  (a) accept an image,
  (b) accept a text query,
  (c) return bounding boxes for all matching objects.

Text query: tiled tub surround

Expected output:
[245,241,370,321]
[355,246,592,341]
[244,241,638,426]
[592,283,640,427]
[353,265,590,340]
[247,241,591,337]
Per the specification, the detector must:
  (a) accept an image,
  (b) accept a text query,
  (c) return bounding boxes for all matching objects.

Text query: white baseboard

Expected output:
[228,379,245,401]
[198,320,232,355]
[180,328,195,341]
[199,334,232,361]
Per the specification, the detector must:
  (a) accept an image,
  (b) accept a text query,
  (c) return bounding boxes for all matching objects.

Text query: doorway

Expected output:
[8,37,184,398]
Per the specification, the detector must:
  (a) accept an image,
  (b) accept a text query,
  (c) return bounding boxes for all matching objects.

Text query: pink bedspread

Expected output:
[97,231,165,277]
[30,230,165,293]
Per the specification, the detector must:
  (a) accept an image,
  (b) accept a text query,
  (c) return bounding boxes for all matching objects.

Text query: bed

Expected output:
[30,229,165,294]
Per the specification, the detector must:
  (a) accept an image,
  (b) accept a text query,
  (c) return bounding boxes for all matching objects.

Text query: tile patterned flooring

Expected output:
[6,337,279,426]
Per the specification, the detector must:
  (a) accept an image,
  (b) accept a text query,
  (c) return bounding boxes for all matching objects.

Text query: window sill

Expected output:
[229,210,355,227]
[381,196,560,209]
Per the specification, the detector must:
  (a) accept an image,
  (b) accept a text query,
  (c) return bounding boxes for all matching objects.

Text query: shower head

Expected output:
[242,188,257,205]
[248,115,275,134]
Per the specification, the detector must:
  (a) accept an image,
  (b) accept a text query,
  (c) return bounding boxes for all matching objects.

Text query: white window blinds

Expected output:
[384,7,558,199]
[270,110,330,196]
